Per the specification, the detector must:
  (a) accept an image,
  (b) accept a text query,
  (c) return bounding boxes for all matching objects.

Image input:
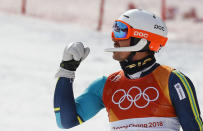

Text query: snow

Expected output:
[0,12,203,131]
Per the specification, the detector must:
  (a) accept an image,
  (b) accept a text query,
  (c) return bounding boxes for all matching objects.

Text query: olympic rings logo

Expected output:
[112,86,159,110]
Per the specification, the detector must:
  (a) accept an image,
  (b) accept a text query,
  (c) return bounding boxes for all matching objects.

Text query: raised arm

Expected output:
[53,42,106,129]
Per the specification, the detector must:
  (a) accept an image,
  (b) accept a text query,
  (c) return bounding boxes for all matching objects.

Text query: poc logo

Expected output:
[154,24,165,31]
[134,31,148,38]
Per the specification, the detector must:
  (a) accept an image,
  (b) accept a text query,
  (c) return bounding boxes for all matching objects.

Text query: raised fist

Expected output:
[62,42,90,61]
[56,42,90,78]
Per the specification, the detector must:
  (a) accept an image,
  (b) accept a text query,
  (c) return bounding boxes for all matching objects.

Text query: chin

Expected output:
[113,53,123,62]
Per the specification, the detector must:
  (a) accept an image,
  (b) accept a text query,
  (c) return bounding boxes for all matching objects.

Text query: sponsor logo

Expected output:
[110,75,121,82]
[112,121,164,130]
[134,31,148,38]
[112,86,159,110]
[154,24,165,31]
[123,15,130,18]
[126,58,152,69]
[174,83,186,100]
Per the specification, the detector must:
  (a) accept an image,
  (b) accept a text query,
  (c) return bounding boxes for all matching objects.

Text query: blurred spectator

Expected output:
[183,8,197,19]
[166,6,177,20]
[128,2,136,10]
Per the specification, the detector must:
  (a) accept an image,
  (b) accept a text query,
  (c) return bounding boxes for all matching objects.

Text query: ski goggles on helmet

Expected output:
[112,20,168,51]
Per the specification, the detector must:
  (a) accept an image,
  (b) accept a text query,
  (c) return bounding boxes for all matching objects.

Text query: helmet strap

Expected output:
[126,37,141,62]
[126,37,153,61]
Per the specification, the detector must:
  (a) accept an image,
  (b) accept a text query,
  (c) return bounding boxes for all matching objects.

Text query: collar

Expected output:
[120,55,156,78]
[128,63,156,79]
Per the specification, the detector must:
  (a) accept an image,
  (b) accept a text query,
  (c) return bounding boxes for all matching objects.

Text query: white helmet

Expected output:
[105,9,168,52]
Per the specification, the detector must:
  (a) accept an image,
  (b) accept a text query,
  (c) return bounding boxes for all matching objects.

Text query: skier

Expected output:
[53,9,203,131]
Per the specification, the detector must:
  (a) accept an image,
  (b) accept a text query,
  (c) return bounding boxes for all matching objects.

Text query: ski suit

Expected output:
[54,64,203,131]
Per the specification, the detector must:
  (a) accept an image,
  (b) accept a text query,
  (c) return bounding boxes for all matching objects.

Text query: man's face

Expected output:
[112,38,131,62]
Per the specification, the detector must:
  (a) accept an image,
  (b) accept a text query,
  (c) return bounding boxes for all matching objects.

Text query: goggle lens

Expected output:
[113,21,128,38]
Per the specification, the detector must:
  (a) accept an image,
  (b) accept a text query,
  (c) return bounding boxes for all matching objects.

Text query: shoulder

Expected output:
[86,71,123,96]
[107,70,123,79]
[169,70,193,85]
[168,70,196,101]
[82,76,107,100]
[153,65,174,74]
[87,76,107,92]
[152,64,174,80]
[152,65,174,86]
[168,70,195,94]
[90,76,108,86]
